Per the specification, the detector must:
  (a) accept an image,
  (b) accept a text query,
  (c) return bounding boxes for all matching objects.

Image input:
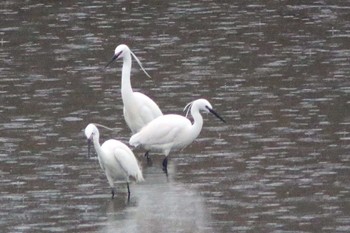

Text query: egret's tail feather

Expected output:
[129,133,141,147]
[135,167,144,182]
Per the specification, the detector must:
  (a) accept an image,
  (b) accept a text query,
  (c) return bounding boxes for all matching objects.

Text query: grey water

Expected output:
[1,0,349,232]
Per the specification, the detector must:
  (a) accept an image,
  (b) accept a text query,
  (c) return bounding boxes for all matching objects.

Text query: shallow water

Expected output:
[1,0,349,232]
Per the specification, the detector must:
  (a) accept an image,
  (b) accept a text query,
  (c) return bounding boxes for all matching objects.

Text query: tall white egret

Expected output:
[129,99,226,174]
[105,44,163,135]
[84,123,144,200]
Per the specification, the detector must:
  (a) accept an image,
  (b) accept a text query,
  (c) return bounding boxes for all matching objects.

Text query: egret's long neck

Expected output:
[92,133,103,158]
[121,52,134,101]
[190,105,204,140]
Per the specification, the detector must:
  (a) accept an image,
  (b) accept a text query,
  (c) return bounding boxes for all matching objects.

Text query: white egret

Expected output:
[129,99,226,174]
[105,44,163,135]
[84,123,144,200]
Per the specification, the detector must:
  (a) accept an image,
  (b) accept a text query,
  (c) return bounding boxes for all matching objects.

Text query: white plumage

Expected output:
[84,123,144,199]
[105,44,163,134]
[129,98,225,174]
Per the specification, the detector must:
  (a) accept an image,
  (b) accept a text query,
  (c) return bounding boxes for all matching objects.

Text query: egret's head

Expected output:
[198,99,213,113]
[104,44,152,78]
[114,44,130,59]
[85,123,99,157]
[84,123,99,140]
[105,44,130,68]
[191,99,226,123]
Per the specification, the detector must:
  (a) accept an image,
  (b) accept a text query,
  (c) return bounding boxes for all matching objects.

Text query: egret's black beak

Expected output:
[105,51,122,68]
[206,106,226,123]
[87,139,92,157]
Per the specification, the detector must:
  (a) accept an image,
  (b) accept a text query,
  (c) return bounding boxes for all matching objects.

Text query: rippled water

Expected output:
[1,0,349,232]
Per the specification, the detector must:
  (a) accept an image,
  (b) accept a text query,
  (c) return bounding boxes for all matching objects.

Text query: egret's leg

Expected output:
[144,151,152,165]
[162,157,168,176]
[111,187,116,199]
[127,183,130,201]
[107,175,115,199]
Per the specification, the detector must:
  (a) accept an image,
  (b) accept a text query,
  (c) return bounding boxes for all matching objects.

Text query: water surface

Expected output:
[0,0,349,232]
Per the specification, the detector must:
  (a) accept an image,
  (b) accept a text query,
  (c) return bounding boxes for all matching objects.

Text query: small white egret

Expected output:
[105,44,163,134]
[129,99,226,174]
[84,123,144,200]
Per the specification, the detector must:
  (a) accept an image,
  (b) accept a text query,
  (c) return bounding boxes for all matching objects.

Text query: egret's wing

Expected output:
[134,92,163,119]
[144,124,181,145]
[131,115,190,146]
[123,92,163,133]
[113,147,144,182]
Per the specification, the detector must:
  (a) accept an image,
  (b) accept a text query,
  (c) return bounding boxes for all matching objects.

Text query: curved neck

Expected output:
[190,105,204,139]
[92,133,103,157]
[121,52,134,99]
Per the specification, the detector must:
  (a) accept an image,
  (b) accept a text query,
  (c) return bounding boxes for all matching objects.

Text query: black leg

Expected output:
[144,151,152,165]
[127,183,130,201]
[111,188,115,199]
[162,157,168,176]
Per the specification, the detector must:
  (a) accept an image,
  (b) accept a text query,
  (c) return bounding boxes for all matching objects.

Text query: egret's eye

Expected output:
[115,50,123,58]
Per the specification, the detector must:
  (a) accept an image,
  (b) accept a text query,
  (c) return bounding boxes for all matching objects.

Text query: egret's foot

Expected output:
[147,157,153,166]
[162,157,168,176]
[144,151,149,159]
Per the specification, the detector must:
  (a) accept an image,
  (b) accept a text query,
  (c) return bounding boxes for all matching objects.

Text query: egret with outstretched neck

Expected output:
[84,123,144,200]
[105,44,163,134]
[129,99,225,175]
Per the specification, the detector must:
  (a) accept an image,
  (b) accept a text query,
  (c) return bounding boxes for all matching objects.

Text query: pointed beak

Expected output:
[207,107,226,123]
[105,51,122,68]
[87,139,92,157]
